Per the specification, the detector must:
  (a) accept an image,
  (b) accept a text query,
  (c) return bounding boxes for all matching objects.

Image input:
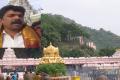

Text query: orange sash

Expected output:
[0,26,40,48]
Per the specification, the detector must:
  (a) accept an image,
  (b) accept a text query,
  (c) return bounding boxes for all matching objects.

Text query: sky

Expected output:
[1,0,120,35]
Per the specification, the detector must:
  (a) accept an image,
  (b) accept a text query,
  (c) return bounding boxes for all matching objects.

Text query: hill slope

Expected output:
[80,26,120,49]
[41,13,120,50]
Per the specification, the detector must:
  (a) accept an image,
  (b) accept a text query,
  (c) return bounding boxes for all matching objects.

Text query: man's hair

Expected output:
[0,5,25,19]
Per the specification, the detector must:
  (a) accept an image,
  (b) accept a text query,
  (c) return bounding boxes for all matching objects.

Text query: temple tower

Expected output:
[2,48,16,60]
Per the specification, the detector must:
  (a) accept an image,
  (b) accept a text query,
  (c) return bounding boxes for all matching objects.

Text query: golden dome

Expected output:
[40,43,64,64]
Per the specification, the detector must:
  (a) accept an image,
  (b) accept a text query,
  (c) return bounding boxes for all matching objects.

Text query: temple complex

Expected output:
[0,46,120,69]
[0,45,120,79]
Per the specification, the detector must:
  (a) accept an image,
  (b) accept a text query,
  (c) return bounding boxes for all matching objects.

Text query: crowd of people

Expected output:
[0,70,49,80]
[0,71,18,80]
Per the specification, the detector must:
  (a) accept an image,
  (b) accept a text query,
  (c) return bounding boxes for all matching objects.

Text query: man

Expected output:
[11,71,18,80]
[0,5,40,48]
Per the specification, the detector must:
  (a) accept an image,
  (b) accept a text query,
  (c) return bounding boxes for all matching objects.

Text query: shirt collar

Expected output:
[2,30,22,36]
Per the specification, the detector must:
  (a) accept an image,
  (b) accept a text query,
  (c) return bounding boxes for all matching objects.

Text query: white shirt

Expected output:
[2,31,25,48]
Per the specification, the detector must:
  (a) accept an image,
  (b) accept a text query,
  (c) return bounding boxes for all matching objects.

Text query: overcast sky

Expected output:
[1,0,120,35]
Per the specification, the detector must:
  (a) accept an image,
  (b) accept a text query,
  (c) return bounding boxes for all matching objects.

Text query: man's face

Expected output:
[1,10,24,32]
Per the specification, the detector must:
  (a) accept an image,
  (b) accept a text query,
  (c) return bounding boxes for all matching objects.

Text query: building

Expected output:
[86,42,96,50]
[1,47,120,70]
[0,46,120,79]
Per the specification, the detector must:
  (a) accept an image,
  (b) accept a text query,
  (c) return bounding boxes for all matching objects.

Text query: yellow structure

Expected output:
[40,43,64,64]
[72,76,80,80]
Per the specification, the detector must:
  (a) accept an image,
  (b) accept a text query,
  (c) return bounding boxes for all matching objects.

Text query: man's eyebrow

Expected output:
[7,13,23,16]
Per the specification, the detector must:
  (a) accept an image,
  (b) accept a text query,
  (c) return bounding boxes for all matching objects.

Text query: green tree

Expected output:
[35,63,67,77]
[62,46,97,57]
[98,48,116,56]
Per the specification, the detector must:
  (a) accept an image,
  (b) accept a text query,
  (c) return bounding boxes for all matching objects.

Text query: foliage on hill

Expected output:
[41,14,89,47]
[98,47,116,56]
[80,27,120,49]
[61,45,98,57]
[41,13,119,57]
